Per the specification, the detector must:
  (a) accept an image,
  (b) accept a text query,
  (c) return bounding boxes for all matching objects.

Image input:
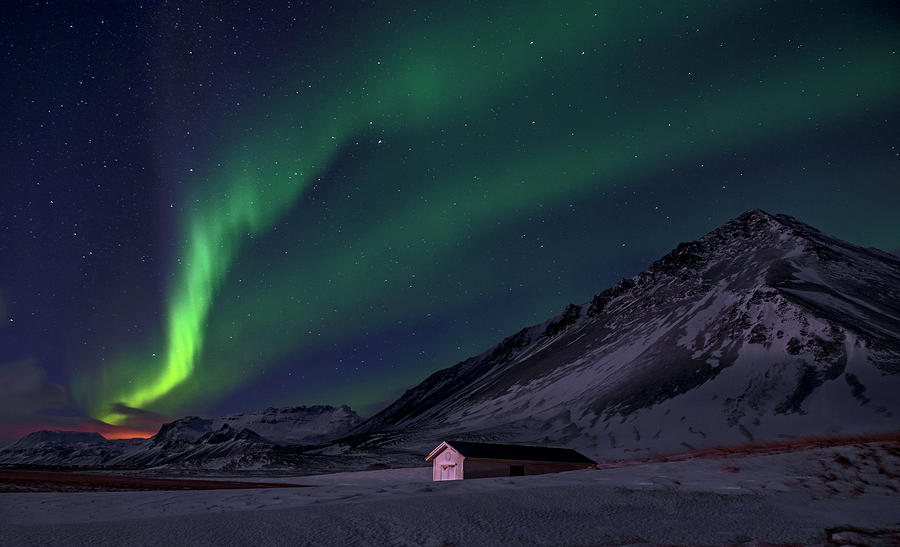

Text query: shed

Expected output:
[425,440,596,481]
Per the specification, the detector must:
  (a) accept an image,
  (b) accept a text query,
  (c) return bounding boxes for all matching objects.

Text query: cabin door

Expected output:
[441,463,457,480]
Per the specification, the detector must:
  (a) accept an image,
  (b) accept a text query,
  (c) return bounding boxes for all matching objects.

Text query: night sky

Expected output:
[1,1,898,440]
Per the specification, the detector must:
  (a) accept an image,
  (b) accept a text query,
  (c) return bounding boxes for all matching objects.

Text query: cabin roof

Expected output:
[426,440,595,464]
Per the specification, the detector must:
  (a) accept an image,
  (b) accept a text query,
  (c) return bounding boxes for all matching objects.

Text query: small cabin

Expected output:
[425,440,596,481]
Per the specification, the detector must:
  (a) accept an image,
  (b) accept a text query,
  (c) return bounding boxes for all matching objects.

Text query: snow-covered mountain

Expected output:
[350,210,900,457]
[214,404,362,445]
[110,405,364,469]
[0,431,144,467]
[0,405,362,469]
[10,430,108,448]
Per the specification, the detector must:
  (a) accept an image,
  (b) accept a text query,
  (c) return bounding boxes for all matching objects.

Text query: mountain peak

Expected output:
[716,209,841,248]
[151,416,213,445]
[737,207,774,220]
[712,208,792,239]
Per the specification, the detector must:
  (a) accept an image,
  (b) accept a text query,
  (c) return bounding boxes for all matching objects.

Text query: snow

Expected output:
[213,405,362,445]
[1,442,897,546]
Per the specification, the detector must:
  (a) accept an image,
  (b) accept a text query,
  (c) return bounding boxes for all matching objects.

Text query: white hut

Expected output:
[425,440,595,481]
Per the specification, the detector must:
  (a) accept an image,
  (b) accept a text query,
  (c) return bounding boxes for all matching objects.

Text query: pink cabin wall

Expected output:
[432,447,463,481]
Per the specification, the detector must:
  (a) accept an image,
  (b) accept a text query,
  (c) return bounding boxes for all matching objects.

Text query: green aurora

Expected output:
[72,1,900,425]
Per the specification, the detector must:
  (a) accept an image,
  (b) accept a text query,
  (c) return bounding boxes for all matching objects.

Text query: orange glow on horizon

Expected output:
[4,422,157,442]
[81,421,158,440]
[99,427,157,440]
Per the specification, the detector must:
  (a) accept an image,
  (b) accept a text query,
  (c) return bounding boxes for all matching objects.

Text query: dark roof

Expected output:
[443,440,595,464]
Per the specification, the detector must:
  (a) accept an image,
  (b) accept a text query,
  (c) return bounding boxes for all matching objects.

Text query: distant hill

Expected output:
[0,405,362,469]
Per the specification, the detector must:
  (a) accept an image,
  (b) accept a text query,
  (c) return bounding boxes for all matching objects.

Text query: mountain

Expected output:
[0,405,362,469]
[349,210,900,457]
[0,431,143,467]
[10,430,108,448]
[110,405,364,469]
[214,404,362,445]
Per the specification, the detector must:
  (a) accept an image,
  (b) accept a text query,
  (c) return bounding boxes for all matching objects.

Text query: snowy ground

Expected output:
[1,442,898,546]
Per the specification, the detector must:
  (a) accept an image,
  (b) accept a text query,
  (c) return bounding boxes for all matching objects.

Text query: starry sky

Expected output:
[1,1,898,441]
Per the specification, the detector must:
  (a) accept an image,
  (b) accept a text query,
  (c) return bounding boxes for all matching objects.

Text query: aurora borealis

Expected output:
[1,1,898,439]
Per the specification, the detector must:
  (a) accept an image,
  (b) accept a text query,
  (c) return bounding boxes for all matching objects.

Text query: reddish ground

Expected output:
[594,431,900,469]
[0,471,311,493]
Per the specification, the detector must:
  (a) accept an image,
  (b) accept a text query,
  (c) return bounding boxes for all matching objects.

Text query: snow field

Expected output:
[1,442,897,546]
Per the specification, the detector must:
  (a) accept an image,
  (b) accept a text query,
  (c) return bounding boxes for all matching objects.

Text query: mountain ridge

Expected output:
[0,405,362,469]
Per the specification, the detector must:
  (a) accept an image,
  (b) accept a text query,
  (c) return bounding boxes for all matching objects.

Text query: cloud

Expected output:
[0,359,163,442]
[0,358,72,422]
[106,403,170,433]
